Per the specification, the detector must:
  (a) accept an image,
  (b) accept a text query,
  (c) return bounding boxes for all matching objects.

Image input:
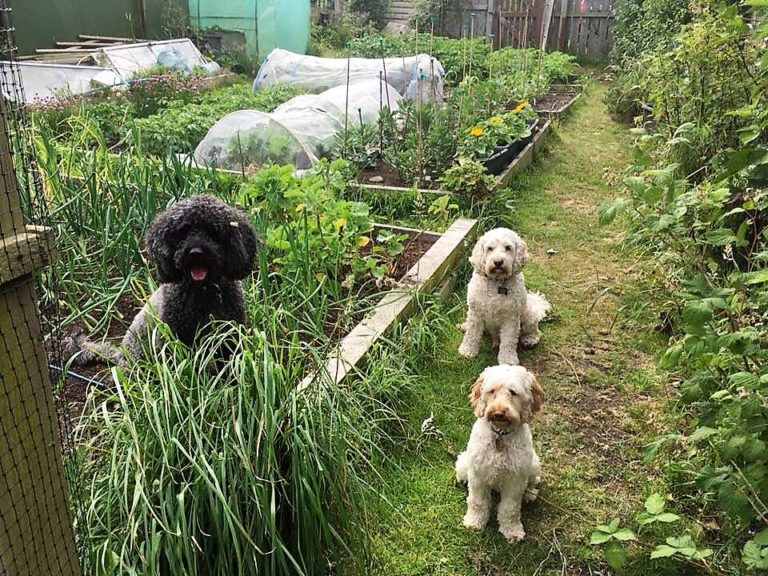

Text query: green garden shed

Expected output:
[188,0,310,57]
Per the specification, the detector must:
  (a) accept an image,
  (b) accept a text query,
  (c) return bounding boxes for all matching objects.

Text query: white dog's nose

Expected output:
[493,259,504,267]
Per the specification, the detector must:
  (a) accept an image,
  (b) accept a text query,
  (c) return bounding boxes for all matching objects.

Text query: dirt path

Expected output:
[358,83,670,575]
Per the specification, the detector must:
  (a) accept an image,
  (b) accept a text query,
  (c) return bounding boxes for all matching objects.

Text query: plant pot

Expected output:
[481,119,539,176]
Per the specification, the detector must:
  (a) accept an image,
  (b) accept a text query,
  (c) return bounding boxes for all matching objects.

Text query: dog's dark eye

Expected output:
[508,389,517,396]
[505,245,512,251]
[486,246,493,252]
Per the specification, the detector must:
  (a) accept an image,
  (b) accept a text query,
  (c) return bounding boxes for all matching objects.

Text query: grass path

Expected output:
[357,83,674,575]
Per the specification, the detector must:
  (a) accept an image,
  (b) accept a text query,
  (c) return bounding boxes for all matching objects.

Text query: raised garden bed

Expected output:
[301,217,478,390]
[53,220,460,417]
[533,84,583,117]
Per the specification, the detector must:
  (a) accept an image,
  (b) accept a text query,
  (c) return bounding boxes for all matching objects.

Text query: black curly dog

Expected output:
[67,195,258,364]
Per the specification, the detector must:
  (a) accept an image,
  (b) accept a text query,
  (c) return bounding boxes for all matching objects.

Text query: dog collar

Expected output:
[492,426,512,450]
[496,280,509,295]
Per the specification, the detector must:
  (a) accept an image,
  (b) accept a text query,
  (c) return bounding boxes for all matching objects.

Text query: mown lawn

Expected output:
[349,83,683,575]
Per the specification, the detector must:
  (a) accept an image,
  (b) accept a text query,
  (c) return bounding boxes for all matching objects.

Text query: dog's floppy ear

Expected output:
[522,372,544,423]
[470,373,486,418]
[468,234,486,275]
[513,235,530,273]
[145,204,184,283]
[220,205,259,280]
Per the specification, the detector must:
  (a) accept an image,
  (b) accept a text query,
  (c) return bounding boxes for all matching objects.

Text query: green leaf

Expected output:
[589,530,612,545]
[604,541,627,570]
[651,544,678,559]
[704,228,738,246]
[644,493,665,515]
[718,482,754,523]
[598,198,631,225]
[654,512,681,523]
[612,528,637,541]
[743,541,768,569]
[728,372,760,389]
[742,269,768,285]
[754,529,768,547]
[688,426,718,443]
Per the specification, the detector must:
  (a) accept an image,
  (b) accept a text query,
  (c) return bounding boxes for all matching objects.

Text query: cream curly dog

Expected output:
[458,227,550,366]
[455,364,544,542]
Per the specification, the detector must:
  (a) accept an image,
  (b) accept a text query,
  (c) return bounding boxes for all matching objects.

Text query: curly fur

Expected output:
[458,227,550,365]
[455,365,544,542]
[65,195,258,365]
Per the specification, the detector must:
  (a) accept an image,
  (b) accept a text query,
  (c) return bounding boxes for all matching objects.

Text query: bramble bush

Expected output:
[600,4,768,570]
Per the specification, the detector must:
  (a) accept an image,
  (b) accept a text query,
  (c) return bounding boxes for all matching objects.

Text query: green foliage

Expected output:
[602,6,768,569]
[437,157,496,199]
[346,33,490,83]
[351,0,390,28]
[238,160,403,283]
[456,104,536,160]
[743,529,768,570]
[610,0,691,65]
[490,48,577,86]
[131,83,304,155]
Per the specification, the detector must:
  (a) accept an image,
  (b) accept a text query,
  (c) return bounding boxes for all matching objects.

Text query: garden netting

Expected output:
[253,48,445,103]
[195,77,402,171]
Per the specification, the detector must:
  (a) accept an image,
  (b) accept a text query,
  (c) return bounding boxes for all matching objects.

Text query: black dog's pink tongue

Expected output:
[190,266,208,281]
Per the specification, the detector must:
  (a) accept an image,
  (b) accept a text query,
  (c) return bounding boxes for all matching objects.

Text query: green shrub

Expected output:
[351,0,390,28]
[438,157,496,199]
[610,0,691,65]
[346,33,489,82]
[131,83,304,155]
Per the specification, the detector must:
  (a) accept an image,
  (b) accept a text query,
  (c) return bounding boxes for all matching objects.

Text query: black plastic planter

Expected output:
[481,119,539,176]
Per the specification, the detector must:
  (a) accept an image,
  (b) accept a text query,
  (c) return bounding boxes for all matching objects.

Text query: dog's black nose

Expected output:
[491,411,506,421]
[493,259,504,267]
[188,247,204,257]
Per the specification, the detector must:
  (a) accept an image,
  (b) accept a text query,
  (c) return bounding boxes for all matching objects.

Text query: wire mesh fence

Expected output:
[0,0,82,574]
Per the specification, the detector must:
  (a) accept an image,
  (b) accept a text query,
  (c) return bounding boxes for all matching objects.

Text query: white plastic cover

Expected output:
[253,48,445,103]
[10,63,116,102]
[94,39,208,80]
[195,78,402,171]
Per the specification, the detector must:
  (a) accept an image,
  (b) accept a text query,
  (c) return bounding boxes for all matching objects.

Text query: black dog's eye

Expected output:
[486,246,493,252]
[505,245,513,251]
[508,389,517,396]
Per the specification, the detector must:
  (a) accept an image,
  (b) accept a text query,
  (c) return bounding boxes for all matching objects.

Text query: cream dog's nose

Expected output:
[491,411,507,421]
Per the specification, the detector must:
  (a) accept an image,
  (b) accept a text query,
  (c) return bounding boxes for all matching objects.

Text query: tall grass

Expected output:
[77,323,381,575]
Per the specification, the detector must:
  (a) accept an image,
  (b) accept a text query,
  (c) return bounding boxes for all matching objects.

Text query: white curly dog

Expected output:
[455,364,544,542]
[458,227,550,366]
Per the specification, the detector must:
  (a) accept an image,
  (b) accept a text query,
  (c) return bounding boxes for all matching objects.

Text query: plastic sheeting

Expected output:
[94,39,209,80]
[253,48,445,103]
[195,78,402,171]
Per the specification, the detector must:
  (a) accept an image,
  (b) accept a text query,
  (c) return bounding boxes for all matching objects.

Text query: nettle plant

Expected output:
[590,494,711,572]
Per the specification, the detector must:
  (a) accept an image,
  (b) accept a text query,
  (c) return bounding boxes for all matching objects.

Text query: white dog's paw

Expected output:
[458,342,478,358]
[499,523,526,542]
[497,351,519,365]
[523,487,539,502]
[463,513,487,531]
[519,334,541,349]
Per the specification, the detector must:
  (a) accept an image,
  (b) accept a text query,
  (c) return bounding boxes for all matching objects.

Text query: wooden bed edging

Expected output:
[299,217,478,390]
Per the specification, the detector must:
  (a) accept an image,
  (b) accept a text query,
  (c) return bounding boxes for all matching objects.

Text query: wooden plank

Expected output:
[356,183,457,197]
[0,280,80,576]
[300,217,479,390]
[0,114,22,238]
[0,226,58,285]
[78,34,148,42]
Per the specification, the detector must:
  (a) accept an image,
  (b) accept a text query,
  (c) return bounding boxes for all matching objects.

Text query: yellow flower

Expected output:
[469,126,484,137]
[489,116,504,125]
[512,100,530,113]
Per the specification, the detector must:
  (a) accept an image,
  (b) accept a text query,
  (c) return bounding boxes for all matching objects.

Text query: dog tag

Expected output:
[497,286,508,295]
[495,437,504,451]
